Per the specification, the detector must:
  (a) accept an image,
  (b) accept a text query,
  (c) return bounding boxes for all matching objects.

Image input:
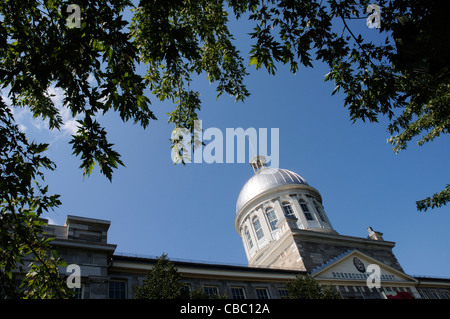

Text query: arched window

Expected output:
[282,202,295,218]
[265,207,278,231]
[245,227,253,249]
[299,199,313,221]
[313,201,326,222]
[252,216,264,240]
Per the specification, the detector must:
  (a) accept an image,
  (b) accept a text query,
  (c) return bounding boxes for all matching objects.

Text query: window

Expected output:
[278,289,289,298]
[109,280,126,299]
[256,288,270,299]
[298,199,313,220]
[181,284,191,297]
[442,291,450,299]
[231,287,246,299]
[418,289,429,299]
[429,290,440,299]
[72,286,83,299]
[245,227,253,249]
[202,286,219,298]
[314,202,326,222]
[265,207,278,231]
[252,216,264,240]
[282,202,295,218]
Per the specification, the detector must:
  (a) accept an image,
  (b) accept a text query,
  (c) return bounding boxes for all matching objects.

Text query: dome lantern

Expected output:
[250,155,268,174]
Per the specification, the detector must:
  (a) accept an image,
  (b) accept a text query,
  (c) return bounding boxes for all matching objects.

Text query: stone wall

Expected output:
[294,237,404,273]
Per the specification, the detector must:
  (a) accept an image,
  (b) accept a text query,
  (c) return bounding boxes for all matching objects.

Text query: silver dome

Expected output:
[236,167,310,214]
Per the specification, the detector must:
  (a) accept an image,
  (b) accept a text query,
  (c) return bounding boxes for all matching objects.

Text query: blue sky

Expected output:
[3,6,450,278]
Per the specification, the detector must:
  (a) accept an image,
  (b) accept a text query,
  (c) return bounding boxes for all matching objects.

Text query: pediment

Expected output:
[311,250,417,285]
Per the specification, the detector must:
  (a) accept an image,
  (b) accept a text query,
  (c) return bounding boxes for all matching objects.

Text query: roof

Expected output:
[235,167,311,214]
[110,253,305,281]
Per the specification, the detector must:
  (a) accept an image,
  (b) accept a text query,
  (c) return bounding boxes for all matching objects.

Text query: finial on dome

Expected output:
[250,155,267,174]
[367,227,384,241]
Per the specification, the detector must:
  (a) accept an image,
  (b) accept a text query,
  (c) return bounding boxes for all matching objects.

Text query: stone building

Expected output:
[235,156,403,273]
[41,157,450,299]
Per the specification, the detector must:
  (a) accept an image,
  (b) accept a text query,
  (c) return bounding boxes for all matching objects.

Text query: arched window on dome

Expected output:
[244,227,253,249]
[281,202,295,218]
[313,201,326,222]
[265,207,278,231]
[252,216,264,240]
[298,199,313,221]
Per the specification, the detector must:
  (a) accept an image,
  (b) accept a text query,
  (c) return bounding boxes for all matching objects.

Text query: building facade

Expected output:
[41,157,450,299]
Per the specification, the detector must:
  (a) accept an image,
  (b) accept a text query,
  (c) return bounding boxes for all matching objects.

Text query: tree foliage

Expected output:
[133,0,448,211]
[134,254,227,299]
[0,103,72,298]
[238,0,449,211]
[134,254,187,299]
[286,274,341,299]
[1,0,155,181]
[130,0,250,160]
[0,0,446,212]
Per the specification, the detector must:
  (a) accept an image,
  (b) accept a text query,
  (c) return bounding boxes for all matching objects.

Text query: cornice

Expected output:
[291,228,396,250]
[51,238,117,253]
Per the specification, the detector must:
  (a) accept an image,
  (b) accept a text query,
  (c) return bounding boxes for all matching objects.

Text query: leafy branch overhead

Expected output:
[131,0,448,211]
[130,0,250,133]
[1,0,154,181]
[241,0,449,211]
[0,103,72,298]
[1,1,448,198]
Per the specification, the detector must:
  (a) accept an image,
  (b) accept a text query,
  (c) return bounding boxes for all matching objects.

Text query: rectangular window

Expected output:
[314,204,326,222]
[72,286,83,299]
[245,228,254,248]
[231,287,246,299]
[266,208,278,231]
[304,212,313,220]
[300,203,309,212]
[202,286,219,298]
[109,280,126,299]
[300,202,313,220]
[418,289,429,299]
[278,289,289,298]
[282,203,295,217]
[429,290,440,299]
[253,217,264,240]
[256,288,270,299]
